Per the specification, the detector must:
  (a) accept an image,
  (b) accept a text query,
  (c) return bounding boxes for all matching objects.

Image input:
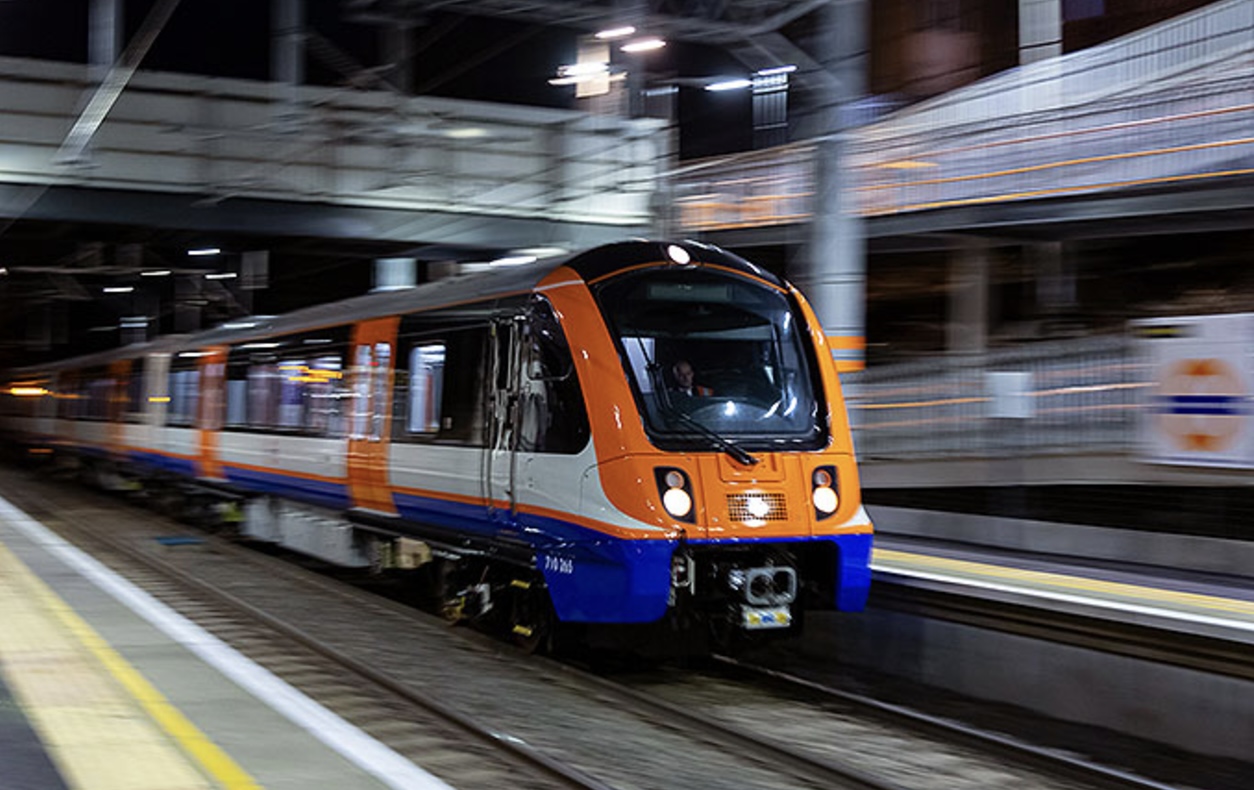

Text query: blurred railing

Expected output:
[674,0,1254,232]
[846,335,1149,461]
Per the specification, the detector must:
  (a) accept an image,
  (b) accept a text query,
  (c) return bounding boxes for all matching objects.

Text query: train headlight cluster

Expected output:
[655,467,695,522]
[811,466,839,518]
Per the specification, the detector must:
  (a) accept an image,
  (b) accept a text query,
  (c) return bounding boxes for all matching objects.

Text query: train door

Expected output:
[348,317,399,514]
[106,359,130,463]
[486,315,522,528]
[197,347,227,480]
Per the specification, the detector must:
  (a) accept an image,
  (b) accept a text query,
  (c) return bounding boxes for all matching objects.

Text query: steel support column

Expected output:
[795,0,868,373]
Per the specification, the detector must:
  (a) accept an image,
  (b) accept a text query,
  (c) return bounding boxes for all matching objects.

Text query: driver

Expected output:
[671,360,713,398]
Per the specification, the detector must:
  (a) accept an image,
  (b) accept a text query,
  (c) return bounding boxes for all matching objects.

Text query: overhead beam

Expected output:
[342,0,831,45]
[56,0,183,165]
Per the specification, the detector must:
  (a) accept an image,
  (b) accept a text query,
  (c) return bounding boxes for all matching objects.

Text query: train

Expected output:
[0,240,873,654]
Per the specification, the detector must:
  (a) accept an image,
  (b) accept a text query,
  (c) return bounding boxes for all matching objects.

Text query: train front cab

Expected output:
[535,242,874,648]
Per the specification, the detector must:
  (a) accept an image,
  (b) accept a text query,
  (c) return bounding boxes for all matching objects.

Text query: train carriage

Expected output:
[1,240,873,654]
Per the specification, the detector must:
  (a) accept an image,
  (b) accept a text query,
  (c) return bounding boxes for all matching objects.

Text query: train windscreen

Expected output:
[596,268,827,451]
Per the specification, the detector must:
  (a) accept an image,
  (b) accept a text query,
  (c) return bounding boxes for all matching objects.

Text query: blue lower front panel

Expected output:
[534,536,676,624]
[392,492,676,624]
[394,489,875,623]
[832,533,873,611]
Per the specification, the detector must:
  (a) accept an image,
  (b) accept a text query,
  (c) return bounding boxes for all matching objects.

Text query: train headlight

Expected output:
[811,466,839,518]
[655,467,695,522]
[663,487,692,518]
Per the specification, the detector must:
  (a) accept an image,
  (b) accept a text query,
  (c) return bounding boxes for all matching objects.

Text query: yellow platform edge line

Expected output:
[874,547,1254,617]
[2,541,263,790]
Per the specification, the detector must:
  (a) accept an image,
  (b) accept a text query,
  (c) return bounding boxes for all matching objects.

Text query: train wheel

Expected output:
[434,560,468,624]
[507,577,553,654]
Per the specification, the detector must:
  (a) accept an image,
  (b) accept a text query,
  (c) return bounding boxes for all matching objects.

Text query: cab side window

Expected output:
[518,298,590,454]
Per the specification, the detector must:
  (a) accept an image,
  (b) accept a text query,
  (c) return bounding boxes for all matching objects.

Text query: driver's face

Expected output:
[674,362,694,388]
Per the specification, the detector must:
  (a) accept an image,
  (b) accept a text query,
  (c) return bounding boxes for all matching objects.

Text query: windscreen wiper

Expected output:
[664,401,760,466]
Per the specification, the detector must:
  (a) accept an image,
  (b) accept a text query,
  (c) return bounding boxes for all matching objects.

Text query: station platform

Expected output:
[871,534,1254,645]
[5,487,1253,790]
[0,494,452,790]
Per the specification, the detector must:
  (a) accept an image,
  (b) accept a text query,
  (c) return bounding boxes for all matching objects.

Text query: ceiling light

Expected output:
[102,286,134,293]
[443,127,489,139]
[204,272,237,280]
[513,246,568,258]
[595,25,636,40]
[489,255,537,266]
[756,65,797,76]
[141,269,171,277]
[188,247,221,256]
[706,78,752,92]
[621,38,665,53]
[558,61,610,77]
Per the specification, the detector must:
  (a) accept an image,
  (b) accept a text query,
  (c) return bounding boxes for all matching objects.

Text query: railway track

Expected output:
[0,467,1209,790]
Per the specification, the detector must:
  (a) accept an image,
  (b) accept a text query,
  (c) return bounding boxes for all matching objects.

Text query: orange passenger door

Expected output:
[197,347,228,480]
[348,317,399,514]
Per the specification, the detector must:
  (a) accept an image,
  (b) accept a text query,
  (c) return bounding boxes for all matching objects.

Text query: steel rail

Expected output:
[712,655,1184,790]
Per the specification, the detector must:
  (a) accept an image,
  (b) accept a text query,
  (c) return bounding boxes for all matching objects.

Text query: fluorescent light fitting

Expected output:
[513,246,567,258]
[204,272,237,280]
[102,286,134,294]
[756,65,797,76]
[558,61,610,77]
[706,78,752,92]
[444,127,489,139]
[490,255,537,267]
[595,25,636,40]
[140,269,171,277]
[187,247,221,256]
[550,70,624,86]
[621,38,665,53]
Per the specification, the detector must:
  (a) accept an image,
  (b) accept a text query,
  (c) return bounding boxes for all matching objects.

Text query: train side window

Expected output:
[86,369,113,421]
[226,328,351,435]
[124,358,146,423]
[371,342,391,441]
[351,344,373,438]
[302,353,348,436]
[248,361,280,428]
[59,371,84,420]
[394,324,488,446]
[224,351,251,428]
[167,358,201,427]
[406,343,445,435]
